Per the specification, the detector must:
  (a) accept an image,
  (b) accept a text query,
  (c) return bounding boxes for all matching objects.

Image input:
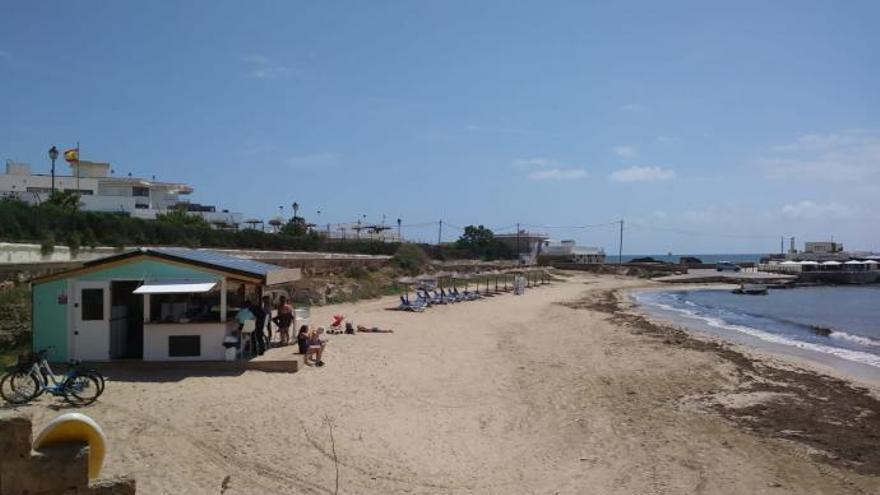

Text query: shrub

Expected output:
[391,243,429,275]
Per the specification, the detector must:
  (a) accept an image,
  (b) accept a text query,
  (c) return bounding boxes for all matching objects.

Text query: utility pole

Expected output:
[397,218,402,242]
[618,219,624,266]
[516,223,521,263]
[780,236,784,255]
[438,220,443,245]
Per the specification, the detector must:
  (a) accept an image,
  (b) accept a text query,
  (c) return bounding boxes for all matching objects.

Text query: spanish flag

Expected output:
[64,148,79,163]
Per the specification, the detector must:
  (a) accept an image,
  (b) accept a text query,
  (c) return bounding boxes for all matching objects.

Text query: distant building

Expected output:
[804,241,844,254]
[539,240,606,264]
[0,159,242,228]
[494,231,549,264]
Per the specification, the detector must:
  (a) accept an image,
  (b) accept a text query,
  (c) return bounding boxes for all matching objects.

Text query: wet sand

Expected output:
[10,272,880,494]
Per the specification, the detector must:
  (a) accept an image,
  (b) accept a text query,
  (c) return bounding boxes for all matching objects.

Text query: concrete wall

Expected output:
[0,173,99,196]
[143,323,228,361]
[0,243,120,265]
[0,412,136,494]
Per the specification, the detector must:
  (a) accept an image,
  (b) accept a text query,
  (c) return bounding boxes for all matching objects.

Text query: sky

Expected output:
[1,1,878,253]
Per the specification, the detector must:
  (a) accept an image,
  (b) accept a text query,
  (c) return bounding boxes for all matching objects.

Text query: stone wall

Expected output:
[0,412,135,495]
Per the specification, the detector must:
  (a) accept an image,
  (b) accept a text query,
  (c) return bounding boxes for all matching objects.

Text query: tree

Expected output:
[44,190,81,211]
[455,225,513,260]
[456,225,495,252]
[280,216,308,236]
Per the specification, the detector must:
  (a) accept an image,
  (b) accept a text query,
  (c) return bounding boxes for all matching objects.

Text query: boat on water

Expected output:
[732,283,768,295]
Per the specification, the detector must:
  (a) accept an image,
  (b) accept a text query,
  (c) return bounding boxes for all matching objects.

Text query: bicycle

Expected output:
[1,349,105,406]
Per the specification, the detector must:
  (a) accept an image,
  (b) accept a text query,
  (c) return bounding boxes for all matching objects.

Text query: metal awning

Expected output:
[133,281,218,294]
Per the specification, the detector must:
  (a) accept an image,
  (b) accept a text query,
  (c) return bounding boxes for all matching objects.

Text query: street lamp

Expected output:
[397,218,402,241]
[292,202,300,219]
[48,146,59,194]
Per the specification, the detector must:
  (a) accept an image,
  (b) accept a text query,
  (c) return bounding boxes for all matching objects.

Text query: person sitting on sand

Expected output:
[296,325,311,355]
[296,325,326,367]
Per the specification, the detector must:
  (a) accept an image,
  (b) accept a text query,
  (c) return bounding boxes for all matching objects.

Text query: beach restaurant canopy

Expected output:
[31,247,300,363]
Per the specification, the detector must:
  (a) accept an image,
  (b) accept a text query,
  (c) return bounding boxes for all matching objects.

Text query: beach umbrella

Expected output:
[844,260,864,264]
[449,271,459,291]
[780,260,798,265]
[865,260,879,264]
[434,271,450,289]
[798,260,819,265]
[821,261,842,265]
[397,276,415,299]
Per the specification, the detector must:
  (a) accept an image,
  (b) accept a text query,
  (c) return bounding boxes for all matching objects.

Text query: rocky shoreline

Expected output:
[564,288,880,475]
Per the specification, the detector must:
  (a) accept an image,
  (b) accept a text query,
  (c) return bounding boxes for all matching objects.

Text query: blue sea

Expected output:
[633,286,880,378]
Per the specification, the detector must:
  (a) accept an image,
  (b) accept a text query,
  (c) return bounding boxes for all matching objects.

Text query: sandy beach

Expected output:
[12,273,880,494]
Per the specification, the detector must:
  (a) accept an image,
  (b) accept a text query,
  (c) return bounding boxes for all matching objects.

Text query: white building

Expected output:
[540,240,606,264]
[804,241,844,254]
[1,160,242,228]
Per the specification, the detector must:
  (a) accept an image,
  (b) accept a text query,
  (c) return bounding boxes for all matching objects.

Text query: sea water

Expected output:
[632,286,880,379]
[619,253,764,264]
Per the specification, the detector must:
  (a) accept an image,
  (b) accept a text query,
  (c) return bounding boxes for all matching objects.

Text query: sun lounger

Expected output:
[398,295,427,312]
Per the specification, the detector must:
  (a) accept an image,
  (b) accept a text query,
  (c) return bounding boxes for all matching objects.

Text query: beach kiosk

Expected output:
[31,247,300,362]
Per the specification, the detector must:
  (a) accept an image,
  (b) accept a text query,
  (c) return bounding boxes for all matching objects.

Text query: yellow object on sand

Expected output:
[33,413,107,479]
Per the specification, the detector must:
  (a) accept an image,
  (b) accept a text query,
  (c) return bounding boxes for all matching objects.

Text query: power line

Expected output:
[520,221,621,230]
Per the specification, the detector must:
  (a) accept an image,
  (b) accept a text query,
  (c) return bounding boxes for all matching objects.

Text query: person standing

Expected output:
[261,294,273,347]
[275,295,294,346]
[251,298,267,356]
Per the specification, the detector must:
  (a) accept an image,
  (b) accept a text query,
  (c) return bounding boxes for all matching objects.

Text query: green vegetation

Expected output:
[156,208,211,228]
[455,225,514,260]
[44,190,82,211]
[0,284,31,366]
[280,216,309,236]
[391,243,430,275]
[0,198,399,255]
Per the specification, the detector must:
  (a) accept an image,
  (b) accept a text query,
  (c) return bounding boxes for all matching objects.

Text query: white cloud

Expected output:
[759,129,880,182]
[514,157,588,181]
[287,152,341,170]
[613,145,639,159]
[781,200,854,220]
[620,103,643,112]
[243,54,296,80]
[609,166,676,182]
[528,168,589,181]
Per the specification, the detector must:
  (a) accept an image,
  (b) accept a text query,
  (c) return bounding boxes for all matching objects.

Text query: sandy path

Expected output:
[14,273,880,494]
